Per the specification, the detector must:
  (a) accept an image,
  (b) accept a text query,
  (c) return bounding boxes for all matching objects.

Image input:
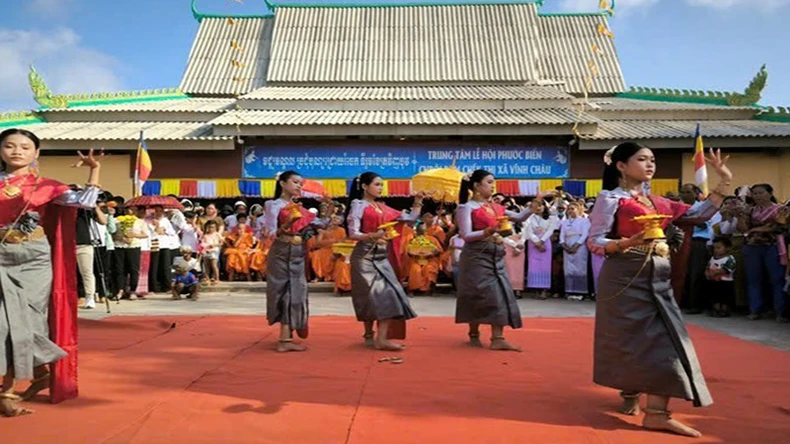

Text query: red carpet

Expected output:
[4,316,789,443]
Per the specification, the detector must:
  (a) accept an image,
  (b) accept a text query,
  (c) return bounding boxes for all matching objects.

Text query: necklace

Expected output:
[371,202,384,214]
[3,175,22,198]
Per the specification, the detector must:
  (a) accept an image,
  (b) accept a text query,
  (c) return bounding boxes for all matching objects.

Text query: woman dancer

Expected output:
[454,170,541,351]
[347,172,423,350]
[0,128,102,416]
[588,142,731,437]
[264,171,328,352]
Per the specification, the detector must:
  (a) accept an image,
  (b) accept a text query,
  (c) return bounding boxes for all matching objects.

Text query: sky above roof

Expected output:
[1,0,788,112]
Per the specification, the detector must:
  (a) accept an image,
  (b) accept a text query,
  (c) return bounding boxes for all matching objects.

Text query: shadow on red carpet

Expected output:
[3,316,789,444]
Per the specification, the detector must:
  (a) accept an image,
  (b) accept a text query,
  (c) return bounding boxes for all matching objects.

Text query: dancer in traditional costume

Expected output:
[454,170,542,351]
[0,128,102,416]
[587,142,731,437]
[347,172,423,350]
[264,171,328,353]
[559,202,591,298]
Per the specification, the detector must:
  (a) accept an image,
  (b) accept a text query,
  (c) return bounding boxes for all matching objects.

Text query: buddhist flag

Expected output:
[134,131,152,197]
[693,124,708,196]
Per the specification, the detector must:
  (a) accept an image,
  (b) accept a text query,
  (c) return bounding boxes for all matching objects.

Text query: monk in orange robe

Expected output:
[398,224,416,280]
[311,220,346,282]
[422,212,447,245]
[250,236,273,281]
[224,215,255,281]
[333,251,352,294]
[407,225,443,294]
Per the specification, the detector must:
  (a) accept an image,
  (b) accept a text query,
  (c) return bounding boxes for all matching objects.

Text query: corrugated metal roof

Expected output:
[589,98,755,112]
[14,121,230,141]
[591,120,790,140]
[267,4,540,84]
[241,85,573,100]
[43,98,236,113]
[537,15,624,94]
[179,18,273,95]
[211,108,594,125]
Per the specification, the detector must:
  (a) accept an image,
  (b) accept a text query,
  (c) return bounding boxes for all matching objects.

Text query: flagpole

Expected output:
[134,131,143,197]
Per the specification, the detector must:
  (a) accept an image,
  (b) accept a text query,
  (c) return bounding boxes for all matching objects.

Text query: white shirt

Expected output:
[153,217,179,250]
[559,217,590,247]
[523,214,557,245]
[449,234,465,264]
[173,255,201,272]
[225,214,239,231]
[180,224,200,252]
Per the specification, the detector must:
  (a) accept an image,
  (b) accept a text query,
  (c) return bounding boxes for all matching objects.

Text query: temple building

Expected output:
[3,0,790,200]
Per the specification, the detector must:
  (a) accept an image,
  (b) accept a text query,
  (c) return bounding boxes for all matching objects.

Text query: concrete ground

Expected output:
[80,283,790,352]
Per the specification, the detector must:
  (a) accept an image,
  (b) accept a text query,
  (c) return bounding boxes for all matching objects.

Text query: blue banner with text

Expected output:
[242,143,569,179]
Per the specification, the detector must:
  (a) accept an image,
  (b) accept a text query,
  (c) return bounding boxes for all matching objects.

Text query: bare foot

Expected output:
[490,338,522,352]
[276,341,307,353]
[20,376,49,401]
[0,396,34,417]
[643,410,701,438]
[468,335,484,348]
[619,395,641,416]
[375,340,405,351]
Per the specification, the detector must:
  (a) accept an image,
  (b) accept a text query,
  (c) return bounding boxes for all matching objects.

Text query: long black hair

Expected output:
[0,128,41,172]
[348,171,381,202]
[602,142,648,191]
[751,183,778,203]
[458,169,493,204]
[274,170,300,199]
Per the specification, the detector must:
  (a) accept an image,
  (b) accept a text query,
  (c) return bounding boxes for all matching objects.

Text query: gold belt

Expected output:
[487,234,504,245]
[0,226,46,244]
[628,240,669,259]
[277,235,303,245]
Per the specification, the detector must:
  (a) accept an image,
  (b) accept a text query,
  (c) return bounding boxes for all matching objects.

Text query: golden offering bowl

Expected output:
[378,221,400,240]
[496,216,514,236]
[285,204,303,220]
[633,214,672,240]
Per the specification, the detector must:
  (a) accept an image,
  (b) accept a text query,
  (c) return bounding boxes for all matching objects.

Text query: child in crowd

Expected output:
[201,220,223,285]
[224,214,255,281]
[180,211,201,252]
[705,237,736,317]
[171,265,200,301]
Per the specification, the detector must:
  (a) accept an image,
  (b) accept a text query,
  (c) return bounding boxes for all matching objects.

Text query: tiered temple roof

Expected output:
[2,0,788,151]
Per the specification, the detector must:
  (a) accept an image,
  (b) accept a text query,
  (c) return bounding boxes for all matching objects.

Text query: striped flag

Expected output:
[134,131,152,197]
[693,123,708,196]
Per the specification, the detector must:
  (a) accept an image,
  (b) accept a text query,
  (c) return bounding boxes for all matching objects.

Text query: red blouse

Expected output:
[614,194,689,238]
[0,175,71,226]
[471,203,506,231]
[360,202,402,234]
[277,205,317,234]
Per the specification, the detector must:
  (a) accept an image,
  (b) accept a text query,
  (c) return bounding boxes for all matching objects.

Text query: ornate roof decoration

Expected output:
[728,64,767,106]
[29,65,187,109]
[29,66,69,109]
[64,88,188,107]
[757,106,790,123]
[267,0,543,8]
[618,65,768,107]
[191,0,274,22]
[0,111,44,129]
